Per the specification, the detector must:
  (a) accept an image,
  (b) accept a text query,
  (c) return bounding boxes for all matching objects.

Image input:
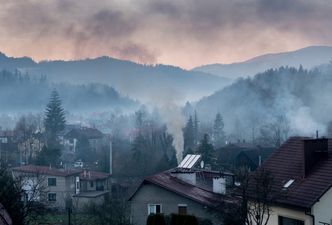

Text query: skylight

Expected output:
[283,179,295,189]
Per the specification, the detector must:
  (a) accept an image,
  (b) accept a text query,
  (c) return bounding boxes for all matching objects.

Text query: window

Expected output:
[278,216,304,225]
[283,179,295,189]
[48,193,56,202]
[48,178,57,186]
[178,204,187,215]
[148,204,162,215]
[90,181,94,188]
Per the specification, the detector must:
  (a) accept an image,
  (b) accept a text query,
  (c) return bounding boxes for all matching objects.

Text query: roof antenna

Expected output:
[316,130,319,139]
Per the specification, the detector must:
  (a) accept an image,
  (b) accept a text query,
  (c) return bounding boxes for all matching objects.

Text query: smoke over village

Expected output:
[1,1,332,225]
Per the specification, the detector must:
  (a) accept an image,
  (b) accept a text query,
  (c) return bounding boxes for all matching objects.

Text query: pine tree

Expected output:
[183,116,195,154]
[213,113,226,148]
[193,110,199,146]
[44,90,66,147]
[198,134,216,169]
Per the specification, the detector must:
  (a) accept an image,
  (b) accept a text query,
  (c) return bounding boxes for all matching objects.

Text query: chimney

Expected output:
[171,171,196,186]
[303,138,328,177]
[213,177,226,194]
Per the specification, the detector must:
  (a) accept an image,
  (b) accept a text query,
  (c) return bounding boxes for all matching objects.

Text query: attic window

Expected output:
[283,179,295,189]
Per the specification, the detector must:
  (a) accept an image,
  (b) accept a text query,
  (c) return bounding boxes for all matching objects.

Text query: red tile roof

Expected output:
[12,165,82,177]
[257,137,332,210]
[129,170,236,209]
[79,170,111,181]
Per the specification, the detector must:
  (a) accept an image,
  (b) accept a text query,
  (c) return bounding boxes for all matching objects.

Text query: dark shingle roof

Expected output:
[65,127,104,139]
[129,171,235,209]
[259,137,332,209]
[12,165,81,177]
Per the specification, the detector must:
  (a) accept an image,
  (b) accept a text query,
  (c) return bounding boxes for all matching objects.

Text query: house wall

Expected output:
[130,183,221,225]
[13,171,78,210]
[266,206,312,225]
[312,187,332,225]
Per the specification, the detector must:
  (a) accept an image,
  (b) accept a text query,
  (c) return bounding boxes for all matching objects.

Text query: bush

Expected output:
[170,214,198,225]
[146,213,166,225]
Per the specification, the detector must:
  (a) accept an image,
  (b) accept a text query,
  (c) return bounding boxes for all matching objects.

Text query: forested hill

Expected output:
[0,70,138,113]
[0,52,231,103]
[195,65,332,138]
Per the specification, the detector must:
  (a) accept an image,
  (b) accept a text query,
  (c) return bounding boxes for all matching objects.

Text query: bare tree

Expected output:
[258,115,290,147]
[0,166,46,225]
[223,167,274,225]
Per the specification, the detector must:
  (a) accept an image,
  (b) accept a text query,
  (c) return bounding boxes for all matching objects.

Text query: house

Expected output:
[250,137,332,225]
[129,167,235,225]
[61,126,106,153]
[72,170,111,208]
[12,165,111,210]
[217,143,275,170]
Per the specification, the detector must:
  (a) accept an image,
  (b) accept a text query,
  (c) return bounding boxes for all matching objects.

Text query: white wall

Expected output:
[313,187,332,225]
[266,206,312,225]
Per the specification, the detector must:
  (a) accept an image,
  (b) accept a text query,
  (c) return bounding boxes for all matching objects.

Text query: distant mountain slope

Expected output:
[0,70,138,113]
[195,65,332,138]
[0,52,231,103]
[193,46,332,78]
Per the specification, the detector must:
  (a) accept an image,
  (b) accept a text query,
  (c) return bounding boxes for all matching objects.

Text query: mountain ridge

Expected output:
[193,46,332,78]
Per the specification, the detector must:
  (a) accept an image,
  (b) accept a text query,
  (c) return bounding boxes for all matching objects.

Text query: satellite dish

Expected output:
[200,160,204,169]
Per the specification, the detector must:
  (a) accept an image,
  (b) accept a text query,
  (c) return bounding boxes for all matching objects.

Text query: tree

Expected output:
[258,115,290,147]
[193,111,199,146]
[213,113,226,148]
[223,167,274,225]
[0,166,45,225]
[76,135,95,163]
[327,121,332,137]
[36,145,61,167]
[197,134,216,169]
[44,90,66,147]
[183,116,195,154]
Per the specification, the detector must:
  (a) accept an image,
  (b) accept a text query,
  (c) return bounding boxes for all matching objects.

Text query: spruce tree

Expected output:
[213,113,226,148]
[198,134,216,169]
[183,116,195,154]
[44,90,66,147]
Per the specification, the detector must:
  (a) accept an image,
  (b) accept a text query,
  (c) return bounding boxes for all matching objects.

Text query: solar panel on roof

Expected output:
[178,154,201,169]
[178,154,192,168]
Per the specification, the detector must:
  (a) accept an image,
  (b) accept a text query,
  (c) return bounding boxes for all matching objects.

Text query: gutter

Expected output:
[305,211,315,225]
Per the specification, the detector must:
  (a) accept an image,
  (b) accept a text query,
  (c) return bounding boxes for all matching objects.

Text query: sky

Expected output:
[0,0,332,69]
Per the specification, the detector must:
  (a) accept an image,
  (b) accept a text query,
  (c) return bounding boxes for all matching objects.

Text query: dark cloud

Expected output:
[0,0,332,67]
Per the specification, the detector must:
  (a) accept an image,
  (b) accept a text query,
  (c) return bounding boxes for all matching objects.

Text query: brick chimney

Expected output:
[303,138,328,177]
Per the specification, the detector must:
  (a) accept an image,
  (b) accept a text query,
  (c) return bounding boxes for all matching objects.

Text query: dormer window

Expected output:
[283,179,295,189]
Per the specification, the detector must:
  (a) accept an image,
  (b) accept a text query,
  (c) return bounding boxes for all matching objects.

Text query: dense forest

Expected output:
[0,70,138,113]
[194,64,332,142]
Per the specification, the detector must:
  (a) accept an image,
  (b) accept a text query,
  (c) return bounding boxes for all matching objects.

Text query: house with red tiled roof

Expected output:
[250,137,332,225]
[129,168,236,225]
[12,165,111,210]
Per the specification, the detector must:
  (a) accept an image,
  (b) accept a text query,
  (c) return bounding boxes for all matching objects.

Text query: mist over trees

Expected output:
[0,70,138,114]
[195,65,332,143]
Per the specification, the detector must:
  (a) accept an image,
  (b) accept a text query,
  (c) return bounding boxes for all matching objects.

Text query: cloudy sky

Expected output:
[0,0,331,69]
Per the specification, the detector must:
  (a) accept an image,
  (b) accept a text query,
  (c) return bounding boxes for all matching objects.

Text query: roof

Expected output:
[65,127,104,139]
[12,165,82,177]
[257,136,332,210]
[80,170,111,181]
[73,190,109,198]
[129,170,235,209]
